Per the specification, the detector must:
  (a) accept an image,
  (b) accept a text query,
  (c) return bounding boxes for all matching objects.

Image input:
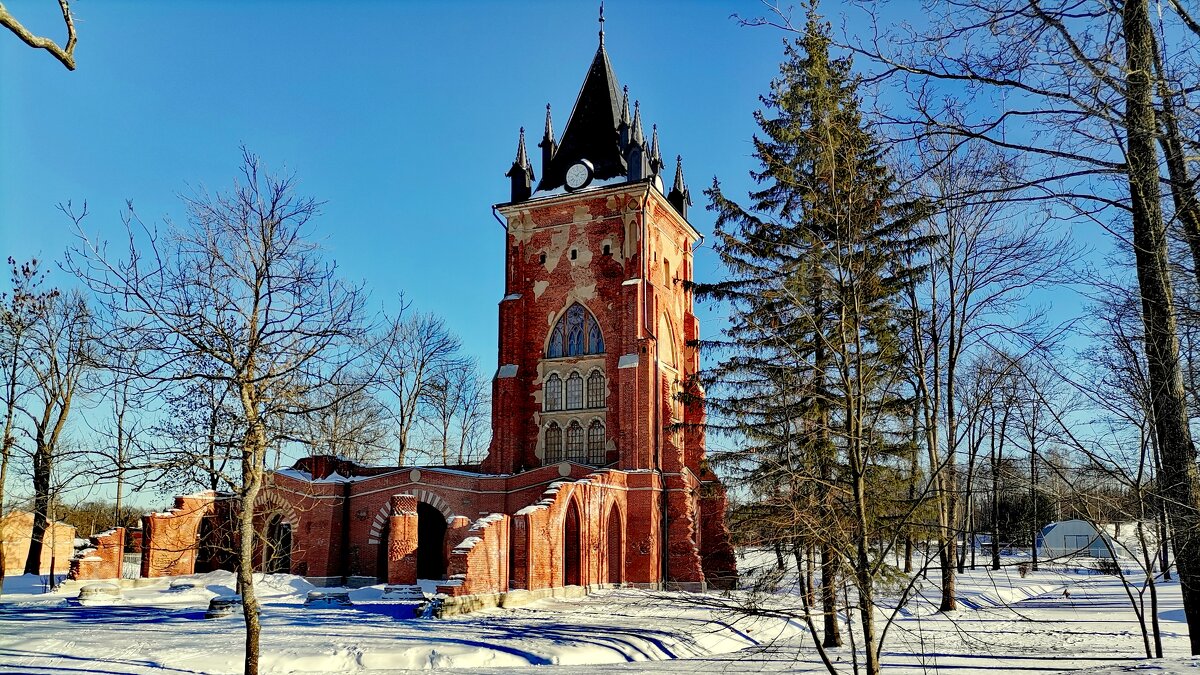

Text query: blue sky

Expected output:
[1,0,797,367]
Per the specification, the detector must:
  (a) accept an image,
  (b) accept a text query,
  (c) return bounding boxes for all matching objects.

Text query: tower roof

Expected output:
[536,42,628,192]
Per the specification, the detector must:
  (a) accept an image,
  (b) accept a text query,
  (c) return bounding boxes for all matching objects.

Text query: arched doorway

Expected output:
[563,500,581,586]
[417,502,448,580]
[606,505,623,584]
[196,516,218,573]
[376,520,391,583]
[264,515,291,574]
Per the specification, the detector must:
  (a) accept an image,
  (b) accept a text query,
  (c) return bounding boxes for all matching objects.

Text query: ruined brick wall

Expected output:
[0,511,75,576]
[69,527,125,581]
[141,493,217,577]
[441,513,510,597]
[514,469,637,590]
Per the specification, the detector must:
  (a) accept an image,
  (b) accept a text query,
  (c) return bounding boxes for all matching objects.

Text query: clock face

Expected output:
[565,161,593,191]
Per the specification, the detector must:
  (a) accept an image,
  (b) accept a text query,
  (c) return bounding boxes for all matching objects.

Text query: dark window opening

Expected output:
[564,502,582,586]
[417,502,449,580]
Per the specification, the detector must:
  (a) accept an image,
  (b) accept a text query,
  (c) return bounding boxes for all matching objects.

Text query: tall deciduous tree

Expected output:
[18,286,92,576]
[68,149,373,675]
[0,258,57,591]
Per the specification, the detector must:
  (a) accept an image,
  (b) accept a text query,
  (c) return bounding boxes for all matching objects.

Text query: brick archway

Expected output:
[253,491,299,528]
[367,489,452,545]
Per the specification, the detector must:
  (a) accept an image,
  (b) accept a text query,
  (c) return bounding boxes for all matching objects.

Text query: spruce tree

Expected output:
[696,6,930,672]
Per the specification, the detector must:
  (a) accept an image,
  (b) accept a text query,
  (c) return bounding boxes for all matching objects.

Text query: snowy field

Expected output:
[0,554,1195,674]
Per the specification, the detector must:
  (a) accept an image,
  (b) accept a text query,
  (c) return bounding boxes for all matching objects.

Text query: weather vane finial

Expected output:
[599,1,605,45]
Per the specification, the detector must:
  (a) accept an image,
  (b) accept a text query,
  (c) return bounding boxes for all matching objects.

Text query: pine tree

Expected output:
[696,6,930,672]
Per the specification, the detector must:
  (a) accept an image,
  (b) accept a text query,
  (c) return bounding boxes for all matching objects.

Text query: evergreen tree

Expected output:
[696,6,930,672]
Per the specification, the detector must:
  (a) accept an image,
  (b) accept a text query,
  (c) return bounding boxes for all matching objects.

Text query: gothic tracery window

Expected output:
[545,423,563,463]
[566,421,585,462]
[544,374,562,412]
[587,370,605,408]
[587,420,605,465]
[547,303,605,358]
[565,371,584,410]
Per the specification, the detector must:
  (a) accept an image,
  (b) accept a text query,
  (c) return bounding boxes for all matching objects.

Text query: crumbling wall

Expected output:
[440,514,510,597]
[69,527,125,581]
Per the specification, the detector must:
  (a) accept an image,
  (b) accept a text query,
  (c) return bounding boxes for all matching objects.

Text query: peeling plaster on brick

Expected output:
[571,204,593,224]
[509,210,536,244]
[533,280,549,299]
[544,223,573,274]
[570,282,598,301]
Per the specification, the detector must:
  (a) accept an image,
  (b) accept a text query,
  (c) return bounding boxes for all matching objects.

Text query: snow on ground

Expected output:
[0,553,1193,674]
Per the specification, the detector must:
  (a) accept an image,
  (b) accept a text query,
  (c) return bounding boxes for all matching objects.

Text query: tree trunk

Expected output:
[820,544,842,647]
[23,444,52,575]
[1124,0,1200,654]
[238,381,267,675]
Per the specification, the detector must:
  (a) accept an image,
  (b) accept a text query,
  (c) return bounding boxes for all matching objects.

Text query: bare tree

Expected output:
[377,306,462,466]
[67,149,373,675]
[0,258,57,591]
[453,364,490,465]
[299,379,391,464]
[895,133,1075,609]
[0,1,77,70]
[17,286,93,575]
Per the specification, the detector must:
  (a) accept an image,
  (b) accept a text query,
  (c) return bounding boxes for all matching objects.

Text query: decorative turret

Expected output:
[506,127,535,203]
[626,101,650,181]
[618,86,632,152]
[649,124,664,178]
[538,104,557,183]
[668,155,692,219]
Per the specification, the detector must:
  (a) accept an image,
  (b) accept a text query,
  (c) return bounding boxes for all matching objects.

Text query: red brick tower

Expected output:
[480,20,735,589]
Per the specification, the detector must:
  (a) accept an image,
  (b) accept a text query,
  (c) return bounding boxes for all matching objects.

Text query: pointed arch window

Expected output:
[587,370,605,408]
[587,420,605,465]
[545,423,563,463]
[544,374,563,412]
[566,421,585,462]
[565,372,584,410]
[547,303,605,358]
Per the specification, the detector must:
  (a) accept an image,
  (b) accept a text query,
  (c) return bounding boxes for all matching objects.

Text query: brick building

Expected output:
[137,22,738,603]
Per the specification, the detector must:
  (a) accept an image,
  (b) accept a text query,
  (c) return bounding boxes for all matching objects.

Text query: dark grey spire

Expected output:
[506,127,534,203]
[535,42,626,191]
[538,104,557,182]
[625,101,649,181]
[649,124,663,177]
[599,1,605,46]
[668,155,691,219]
[630,100,645,147]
